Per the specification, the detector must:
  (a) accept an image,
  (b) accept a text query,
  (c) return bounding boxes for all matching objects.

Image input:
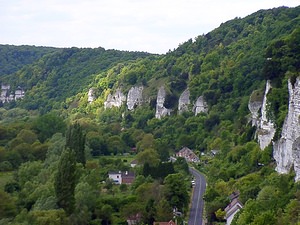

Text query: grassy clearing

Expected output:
[89,154,136,167]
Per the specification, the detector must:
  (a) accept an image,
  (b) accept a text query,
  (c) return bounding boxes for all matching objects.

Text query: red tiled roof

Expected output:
[153,220,176,225]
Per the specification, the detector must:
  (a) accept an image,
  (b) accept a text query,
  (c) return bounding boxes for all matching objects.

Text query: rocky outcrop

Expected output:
[127,86,143,110]
[104,89,126,109]
[194,96,208,115]
[273,78,300,181]
[178,89,190,114]
[88,88,95,103]
[155,86,172,119]
[248,91,264,127]
[255,80,276,150]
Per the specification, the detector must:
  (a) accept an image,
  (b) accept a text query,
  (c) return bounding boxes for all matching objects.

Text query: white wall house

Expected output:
[225,198,243,225]
[108,171,122,184]
[108,171,135,184]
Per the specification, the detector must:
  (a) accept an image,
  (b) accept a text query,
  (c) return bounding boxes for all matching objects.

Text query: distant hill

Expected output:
[0,44,58,76]
[0,47,151,112]
[0,5,300,225]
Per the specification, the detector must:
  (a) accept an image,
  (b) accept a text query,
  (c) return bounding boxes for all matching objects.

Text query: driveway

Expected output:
[188,167,206,225]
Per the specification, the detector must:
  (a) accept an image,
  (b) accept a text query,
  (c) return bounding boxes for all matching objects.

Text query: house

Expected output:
[225,192,243,225]
[14,86,25,100]
[153,220,176,225]
[176,147,199,163]
[210,149,219,157]
[108,171,135,184]
[127,213,142,225]
[130,159,138,168]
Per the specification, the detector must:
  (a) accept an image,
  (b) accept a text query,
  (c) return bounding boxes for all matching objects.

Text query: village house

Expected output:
[108,171,135,184]
[127,213,142,225]
[176,147,199,163]
[153,220,176,225]
[0,84,25,103]
[225,191,243,225]
[130,159,138,168]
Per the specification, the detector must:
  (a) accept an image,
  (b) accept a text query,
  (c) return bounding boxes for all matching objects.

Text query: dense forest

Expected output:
[0,5,300,225]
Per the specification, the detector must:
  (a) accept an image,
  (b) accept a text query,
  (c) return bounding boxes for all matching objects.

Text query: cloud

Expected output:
[0,0,299,53]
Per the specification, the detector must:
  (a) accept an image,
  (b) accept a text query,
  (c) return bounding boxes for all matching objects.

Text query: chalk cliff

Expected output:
[273,78,300,181]
[248,91,263,127]
[88,88,95,103]
[251,80,276,150]
[127,86,143,110]
[155,86,172,119]
[104,89,126,109]
[194,96,208,115]
[178,89,190,114]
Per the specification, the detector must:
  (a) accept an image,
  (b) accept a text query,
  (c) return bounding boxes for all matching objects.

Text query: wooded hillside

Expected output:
[0,5,299,225]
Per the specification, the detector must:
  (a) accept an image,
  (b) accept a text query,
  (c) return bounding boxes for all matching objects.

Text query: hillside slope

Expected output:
[0,44,58,76]
[0,5,299,225]
[0,47,151,112]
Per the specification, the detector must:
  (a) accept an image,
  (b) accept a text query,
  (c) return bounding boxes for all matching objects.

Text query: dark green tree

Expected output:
[33,113,66,142]
[164,173,189,212]
[54,148,77,215]
[66,122,86,166]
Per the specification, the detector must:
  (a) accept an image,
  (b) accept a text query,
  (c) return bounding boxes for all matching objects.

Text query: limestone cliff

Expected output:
[193,96,208,115]
[127,86,143,110]
[178,89,190,114]
[155,86,172,119]
[273,78,300,181]
[104,89,126,109]
[88,88,95,103]
[248,90,263,127]
[251,80,276,150]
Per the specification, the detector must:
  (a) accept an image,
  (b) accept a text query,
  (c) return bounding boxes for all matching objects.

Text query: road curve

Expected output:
[188,167,206,225]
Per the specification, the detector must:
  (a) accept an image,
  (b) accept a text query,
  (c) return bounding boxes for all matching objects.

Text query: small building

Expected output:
[153,220,176,225]
[108,171,135,184]
[14,86,25,100]
[127,213,142,225]
[225,192,243,225]
[130,159,138,168]
[176,147,199,163]
[210,149,219,157]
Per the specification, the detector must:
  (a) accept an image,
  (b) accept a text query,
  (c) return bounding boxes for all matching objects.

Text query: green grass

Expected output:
[90,154,136,167]
[0,171,14,190]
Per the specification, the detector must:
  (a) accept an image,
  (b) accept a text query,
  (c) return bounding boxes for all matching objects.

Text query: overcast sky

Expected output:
[0,0,299,54]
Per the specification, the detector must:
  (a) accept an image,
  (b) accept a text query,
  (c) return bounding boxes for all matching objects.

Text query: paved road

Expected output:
[188,167,206,225]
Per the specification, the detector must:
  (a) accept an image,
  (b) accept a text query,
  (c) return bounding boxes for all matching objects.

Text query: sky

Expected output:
[0,0,299,54]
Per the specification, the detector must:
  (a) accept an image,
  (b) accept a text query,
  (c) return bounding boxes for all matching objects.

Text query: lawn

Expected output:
[89,154,136,167]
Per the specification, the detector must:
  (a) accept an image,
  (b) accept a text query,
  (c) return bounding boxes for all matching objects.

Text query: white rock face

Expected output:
[127,86,143,110]
[257,80,276,150]
[155,86,172,119]
[194,96,208,115]
[248,92,263,127]
[88,88,95,103]
[104,89,126,109]
[273,78,300,181]
[178,89,190,114]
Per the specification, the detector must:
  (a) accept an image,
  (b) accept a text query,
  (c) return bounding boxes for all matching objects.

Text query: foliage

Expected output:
[0,44,57,77]
[54,148,77,215]
[164,173,189,212]
[66,122,86,166]
[0,5,300,225]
